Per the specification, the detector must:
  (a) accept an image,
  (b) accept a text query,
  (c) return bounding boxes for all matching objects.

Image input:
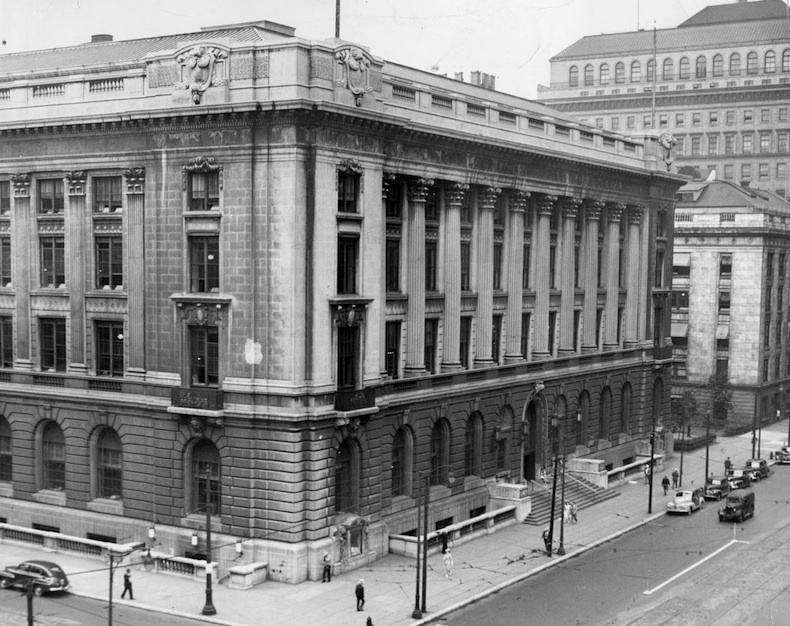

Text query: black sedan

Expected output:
[0,560,70,596]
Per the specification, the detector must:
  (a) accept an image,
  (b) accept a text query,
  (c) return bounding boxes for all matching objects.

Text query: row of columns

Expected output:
[383,174,648,376]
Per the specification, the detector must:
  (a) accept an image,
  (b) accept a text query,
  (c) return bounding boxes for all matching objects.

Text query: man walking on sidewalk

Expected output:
[322,552,332,582]
[355,579,365,611]
[120,569,133,600]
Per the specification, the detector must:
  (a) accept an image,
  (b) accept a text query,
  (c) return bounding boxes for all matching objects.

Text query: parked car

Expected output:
[704,476,732,500]
[726,468,752,490]
[0,560,70,596]
[666,488,705,515]
[718,489,755,523]
[775,446,790,464]
[743,459,770,481]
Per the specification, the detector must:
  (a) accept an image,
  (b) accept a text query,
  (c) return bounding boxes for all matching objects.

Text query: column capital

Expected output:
[65,171,87,196]
[606,202,626,222]
[508,190,531,212]
[382,172,397,199]
[584,199,605,220]
[11,173,31,197]
[446,182,469,205]
[407,178,434,202]
[123,167,146,194]
[562,196,583,218]
[478,186,501,209]
[537,194,557,215]
[627,204,645,224]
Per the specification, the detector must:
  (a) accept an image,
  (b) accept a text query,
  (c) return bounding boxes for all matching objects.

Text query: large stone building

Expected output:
[538,0,790,197]
[0,20,681,582]
[672,178,790,425]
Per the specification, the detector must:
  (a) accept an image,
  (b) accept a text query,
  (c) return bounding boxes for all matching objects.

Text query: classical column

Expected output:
[11,174,32,370]
[532,194,556,359]
[65,172,87,373]
[504,191,530,363]
[558,197,581,356]
[581,200,603,353]
[603,203,625,351]
[441,182,468,372]
[474,186,499,368]
[124,167,146,378]
[624,205,644,348]
[404,178,432,377]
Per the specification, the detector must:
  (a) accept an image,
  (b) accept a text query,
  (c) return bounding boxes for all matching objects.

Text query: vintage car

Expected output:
[704,476,732,500]
[718,489,755,523]
[774,447,790,464]
[0,560,70,596]
[725,468,752,490]
[743,459,770,481]
[666,488,705,515]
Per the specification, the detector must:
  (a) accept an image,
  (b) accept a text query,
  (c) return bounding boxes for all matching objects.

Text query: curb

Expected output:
[411,510,668,625]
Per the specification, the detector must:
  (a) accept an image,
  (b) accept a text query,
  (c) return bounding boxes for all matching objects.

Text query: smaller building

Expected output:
[671,177,790,425]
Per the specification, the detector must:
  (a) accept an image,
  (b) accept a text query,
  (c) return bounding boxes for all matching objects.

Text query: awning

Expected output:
[716,324,730,339]
[671,322,688,337]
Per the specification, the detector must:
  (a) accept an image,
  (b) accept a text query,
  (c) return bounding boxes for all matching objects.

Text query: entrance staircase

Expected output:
[522,474,620,526]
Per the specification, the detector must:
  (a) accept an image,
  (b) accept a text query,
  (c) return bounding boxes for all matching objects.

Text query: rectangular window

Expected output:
[675,113,685,127]
[424,319,438,374]
[44,437,65,491]
[724,164,734,179]
[95,236,123,289]
[744,109,753,123]
[778,163,787,180]
[692,113,701,126]
[0,181,9,215]
[189,171,220,211]
[425,240,437,291]
[719,290,731,314]
[425,188,438,222]
[0,237,10,287]
[336,325,358,389]
[384,321,400,379]
[626,116,635,129]
[719,254,732,278]
[38,179,64,214]
[95,320,124,377]
[337,171,359,213]
[725,135,735,154]
[761,108,771,123]
[691,136,701,155]
[99,444,122,499]
[547,311,557,356]
[659,114,668,128]
[779,133,788,152]
[726,110,736,125]
[742,164,752,179]
[190,325,219,386]
[671,289,689,309]
[460,242,471,291]
[708,136,718,155]
[40,318,66,372]
[493,243,503,290]
[0,316,12,368]
[549,245,557,288]
[611,117,620,130]
[760,133,771,153]
[759,163,770,179]
[385,181,402,218]
[643,115,652,129]
[676,137,685,155]
[743,135,753,153]
[40,237,65,287]
[385,238,400,292]
[93,176,122,213]
[655,250,665,288]
[189,236,219,293]
[520,312,531,359]
[709,112,719,125]
[459,317,472,369]
[522,243,531,289]
[491,316,502,365]
[337,236,358,295]
[780,107,788,122]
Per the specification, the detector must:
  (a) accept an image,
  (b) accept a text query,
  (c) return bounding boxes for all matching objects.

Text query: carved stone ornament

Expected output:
[338,158,363,175]
[180,302,222,325]
[181,156,223,191]
[335,305,364,327]
[12,173,31,197]
[123,167,146,194]
[335,47,373,107]
[175,45,228,104]
[658,132,677,171]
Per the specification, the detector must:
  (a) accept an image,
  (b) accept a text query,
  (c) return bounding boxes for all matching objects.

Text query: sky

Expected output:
[0,0,756,100]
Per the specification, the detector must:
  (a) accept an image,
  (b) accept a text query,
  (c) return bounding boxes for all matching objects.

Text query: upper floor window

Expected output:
[40,237,65,287]
[630,61,641,83]
[95,236,123,290]
[42,421,65,490]
[695,56,707,79]
[646,59,655,82]
[712,54,724,77]
[584,64,594,86]
[743,135,753,153]
[600,63,609,85]
[337,235,358,295]
[765,50,776,73]
[385,238,400,293]
[726,110,736,125]
[0,417,11,482]
[425,240,437,291]
[188,171,220,211]
[0,181,9,215]
[784,49,790,72]
[96,428,123,499]
[679,57,690,79]
[493,242,503,290]
[190,325,219,387]
[40,318,66,372]
[0,237,10,288]
[744,109,753,123]
[662,58,673,80]
[569,66,578,87]
[730,53,741,76]
[95,320,124,377]
[337,168,360,214]
[760,133,771,153]
[747,51,759,75]
[94,176,122,213]
[192,440,221,515]
[0,317,12,368]
[615,62,625,84]
[189,236,219,293]
[460,241,471,291]
[38,179,64,214]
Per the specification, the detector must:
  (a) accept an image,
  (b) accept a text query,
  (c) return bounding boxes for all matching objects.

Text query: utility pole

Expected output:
[335,0,341,38]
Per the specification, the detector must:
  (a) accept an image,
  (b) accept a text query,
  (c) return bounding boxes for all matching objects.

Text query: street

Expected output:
[446,464,790,626]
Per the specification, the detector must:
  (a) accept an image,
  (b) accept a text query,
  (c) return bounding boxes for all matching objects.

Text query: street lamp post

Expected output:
[705,409,711,479]
[107,542,145,626]
[547,417,561,556]
[411,474,424,619]
[557,444,567,556]
[648,430,656,514]
[191,469,217,616]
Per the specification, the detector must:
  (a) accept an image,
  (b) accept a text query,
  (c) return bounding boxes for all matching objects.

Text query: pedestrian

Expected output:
[366,618,374,626]
[542,527,551,552]
[570,501,578,524]
[321,551,332,582]
[644,464,651,485]
[724,457,732,472]
[563,501,571,524]
[662,475,670,495]
[355,579,365,611]
[440,531,449,554]
[120,568,133,600]
[443,548,453,579]
[672,468,679,489]
[540,467,548,487]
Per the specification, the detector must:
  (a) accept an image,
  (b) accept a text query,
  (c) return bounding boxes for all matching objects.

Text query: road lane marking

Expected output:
[643,539,748,595]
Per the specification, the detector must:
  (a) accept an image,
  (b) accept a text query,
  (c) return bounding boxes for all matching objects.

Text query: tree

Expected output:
[708,372,735,425]
[671,390,697,436]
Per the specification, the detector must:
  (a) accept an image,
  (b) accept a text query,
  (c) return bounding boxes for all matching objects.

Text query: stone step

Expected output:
[522,478,621,526]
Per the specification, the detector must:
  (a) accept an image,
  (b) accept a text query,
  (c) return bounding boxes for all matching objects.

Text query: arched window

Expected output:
[662,58,673,81]
[615,62,625,84]
[747,51,758,74]
[765,50,776,73]
[192,439,221,515]
[712,54,724,77]
[630,60,641,83]
[695,55,707,79]
[646,59,655,82]
[584,64,594,86]
[97,428,122,499]
[600,63,609,85]
[600,387,612,440]
[0,416,11,482]
[577,391,590,446]
[730,53,741,76]
[391,427,413,497]
[496,406,514,473]
[621,383,633,435]
[430,419,451,485]
[42,422,65,490]
[465,413,483,477]
[568,66,579,87]
[679,57,690,79]
[335,438,360,513]
[783,49,790,72]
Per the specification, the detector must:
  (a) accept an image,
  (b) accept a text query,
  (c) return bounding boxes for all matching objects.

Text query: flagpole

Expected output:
[335,0,341,38]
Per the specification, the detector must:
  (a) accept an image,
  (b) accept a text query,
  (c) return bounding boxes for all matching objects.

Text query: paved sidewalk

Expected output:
[1,422,786,626]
